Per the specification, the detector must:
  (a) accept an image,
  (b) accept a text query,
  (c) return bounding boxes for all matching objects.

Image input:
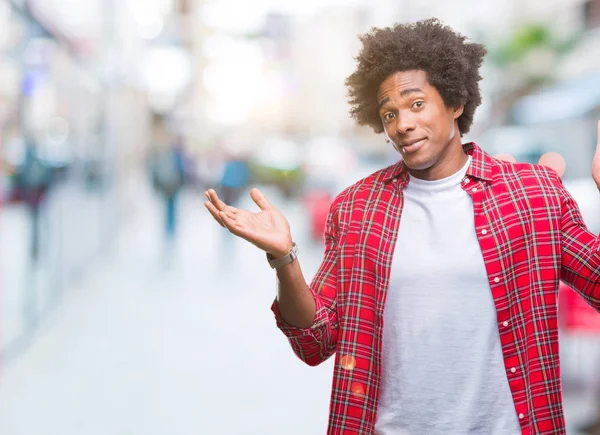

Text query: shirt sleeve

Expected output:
[271,196,342,367]
[556,174,600,312]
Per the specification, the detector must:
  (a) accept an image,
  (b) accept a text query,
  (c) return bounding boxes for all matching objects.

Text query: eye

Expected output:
[412,101,424,109]
[383,112,395,123]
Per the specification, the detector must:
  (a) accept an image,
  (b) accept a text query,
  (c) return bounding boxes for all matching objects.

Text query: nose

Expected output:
[395,113,416,135]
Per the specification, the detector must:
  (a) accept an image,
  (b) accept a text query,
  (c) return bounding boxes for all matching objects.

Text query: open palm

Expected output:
[204,188,293,257]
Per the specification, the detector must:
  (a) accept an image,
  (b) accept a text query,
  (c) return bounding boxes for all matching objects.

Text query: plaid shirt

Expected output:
[272,142,600,434]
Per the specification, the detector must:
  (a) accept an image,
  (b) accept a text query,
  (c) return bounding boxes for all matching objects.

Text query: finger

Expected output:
[494,153,516,163]
[538,152,566,178]
[223,205,238,218]
[208,189,227,211]
[205,202,226,227]
[220,212,256,242]
[250,188,273,211]
[595,120,600,157]
[206,189,227,212]
[220,211,245,236]
[204,201,225,228]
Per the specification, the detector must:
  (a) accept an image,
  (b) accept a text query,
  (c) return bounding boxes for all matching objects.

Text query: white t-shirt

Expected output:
[374,157,522,435]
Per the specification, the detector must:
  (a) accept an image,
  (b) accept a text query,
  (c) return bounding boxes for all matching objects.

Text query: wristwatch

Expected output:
[267,243,298,269]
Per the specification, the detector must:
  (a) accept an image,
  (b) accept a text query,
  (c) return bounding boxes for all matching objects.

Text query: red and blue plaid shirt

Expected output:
[272,142,600,434]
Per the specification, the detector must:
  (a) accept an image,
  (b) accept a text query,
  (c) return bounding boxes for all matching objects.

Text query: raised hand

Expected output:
[495,149,566,178]
[538,152,566,178]
[204,188,293,258]
[593,120,600,191]
[495,121,600,184]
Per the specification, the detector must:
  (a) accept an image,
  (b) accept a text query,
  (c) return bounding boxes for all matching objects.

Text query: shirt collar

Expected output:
[382,142,494,186]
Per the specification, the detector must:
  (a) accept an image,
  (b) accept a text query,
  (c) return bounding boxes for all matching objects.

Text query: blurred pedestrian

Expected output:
[578,388,600,435]
[219,153,250,207]
[579,414,600,435]
[150,135,186,252]
[13,140,53,262]
[205,19,600,434]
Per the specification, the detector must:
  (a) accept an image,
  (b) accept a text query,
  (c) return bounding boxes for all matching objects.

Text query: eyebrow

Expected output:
[378,88,424,108]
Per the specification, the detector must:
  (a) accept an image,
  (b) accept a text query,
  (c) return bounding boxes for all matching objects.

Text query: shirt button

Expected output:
[519,413,525,420]
[511,367,517,373]
[494,277,500,283]
[503,321,509,327]
[463,177,470,184]
[481,229,488,235]
[472,187,478,193]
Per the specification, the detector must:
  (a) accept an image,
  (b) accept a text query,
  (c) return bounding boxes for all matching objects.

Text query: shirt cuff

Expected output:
[271,291,328,338]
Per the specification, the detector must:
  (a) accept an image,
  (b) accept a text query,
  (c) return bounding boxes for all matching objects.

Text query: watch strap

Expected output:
[267,243,298,269]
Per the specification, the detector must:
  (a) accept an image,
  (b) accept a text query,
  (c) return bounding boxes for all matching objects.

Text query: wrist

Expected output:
[268,242,294,259]
[267,242,298,269]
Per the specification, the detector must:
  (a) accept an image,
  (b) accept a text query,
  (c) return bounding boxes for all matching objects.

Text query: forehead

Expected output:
[377,70,430,101]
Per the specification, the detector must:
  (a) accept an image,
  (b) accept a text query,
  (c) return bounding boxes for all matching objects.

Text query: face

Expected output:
[377,70,465,180]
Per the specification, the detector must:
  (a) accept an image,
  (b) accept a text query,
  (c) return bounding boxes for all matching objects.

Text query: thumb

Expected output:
[595,120,600,158]
[538,152,566,178]
[592,120,600,190]
[250,188,274,211]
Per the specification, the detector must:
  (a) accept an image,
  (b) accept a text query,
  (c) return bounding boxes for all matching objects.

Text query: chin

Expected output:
[402,155,434,171]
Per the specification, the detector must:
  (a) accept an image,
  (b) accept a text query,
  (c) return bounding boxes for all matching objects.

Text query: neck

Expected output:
[407,138,468,181]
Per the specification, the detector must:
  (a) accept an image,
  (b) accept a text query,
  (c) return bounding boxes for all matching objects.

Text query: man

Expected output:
[204,19,600,434]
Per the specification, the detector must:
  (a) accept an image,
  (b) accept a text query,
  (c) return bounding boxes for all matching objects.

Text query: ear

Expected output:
[453,105,464,119]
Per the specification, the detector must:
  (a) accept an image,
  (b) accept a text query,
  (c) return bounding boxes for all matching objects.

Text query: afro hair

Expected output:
[345,18,487,136]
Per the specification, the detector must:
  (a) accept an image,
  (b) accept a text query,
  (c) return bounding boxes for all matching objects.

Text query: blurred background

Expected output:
[0,0,599,433]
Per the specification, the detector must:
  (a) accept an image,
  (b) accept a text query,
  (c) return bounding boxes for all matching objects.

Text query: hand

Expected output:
[204,188,293,258]
[593,120,600,191]
[495,120,600,187]
[495,149,567,178]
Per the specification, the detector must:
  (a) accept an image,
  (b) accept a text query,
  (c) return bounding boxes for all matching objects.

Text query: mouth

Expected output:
[398,138,426,154]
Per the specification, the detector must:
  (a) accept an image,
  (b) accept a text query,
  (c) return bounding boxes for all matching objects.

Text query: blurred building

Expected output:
[0,2,599,434]
[0,0,195,359]
[1,0,599,362]
[487,0,600,180]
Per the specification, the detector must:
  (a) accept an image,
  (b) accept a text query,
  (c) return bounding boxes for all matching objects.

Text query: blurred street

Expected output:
[0,185,338,435]
[1,0,600,433]
[0,183,598,434]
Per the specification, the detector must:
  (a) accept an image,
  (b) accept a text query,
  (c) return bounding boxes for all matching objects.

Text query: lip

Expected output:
[399,138,426,153]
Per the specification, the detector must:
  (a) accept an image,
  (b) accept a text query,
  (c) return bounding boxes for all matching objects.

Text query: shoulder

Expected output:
[327,164,394,220]
[491,158,562,193]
